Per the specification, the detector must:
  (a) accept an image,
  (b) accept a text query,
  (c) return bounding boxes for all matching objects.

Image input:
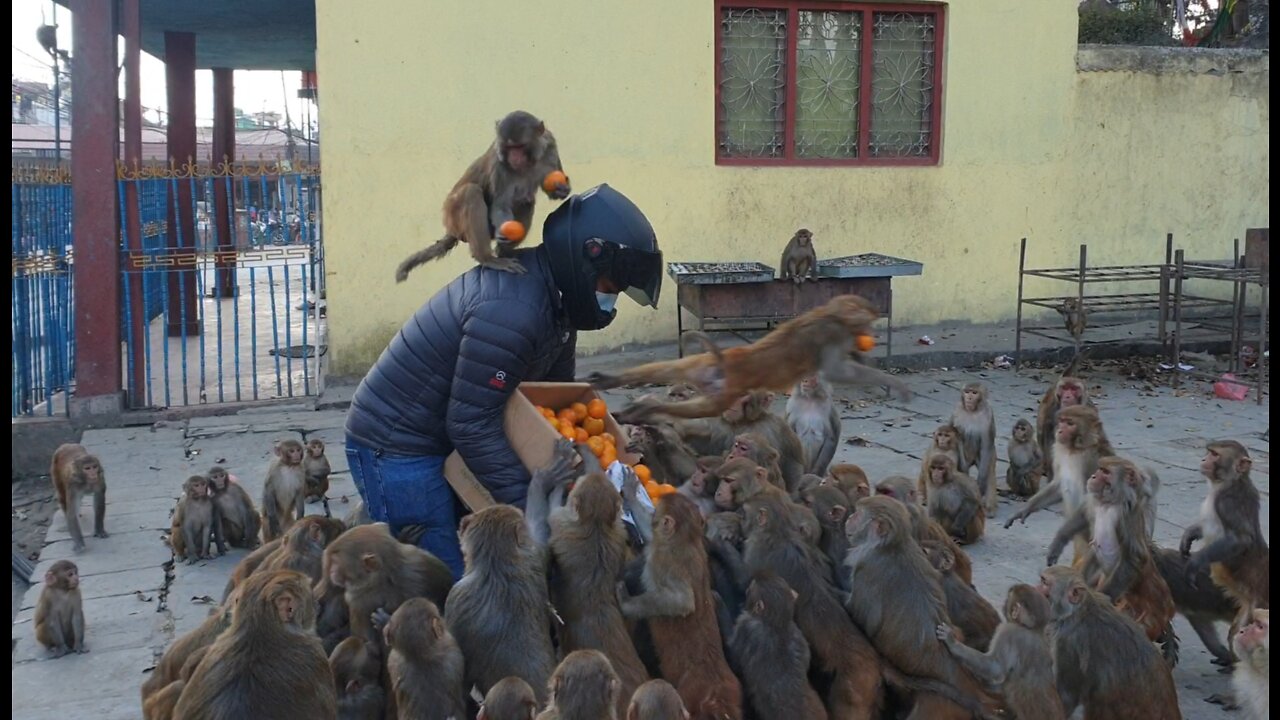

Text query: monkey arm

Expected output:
[93,485,108,537]
[1097,551,1140,602]
[1188,532,1250,571]
[619,577,696,620]
[706,538,750,589]
[1005,480,1062,528]
[210,505,227,555]
[1178,524,1202,557]
[822,349,912,400]
[620,472,654,544]
[978,417,997,488]
[70,604,86,652]
[525,440,578,545]
[952,497,979,536]
[1046,510,1089,565]
[813,411,841,477]
[939,630,1007,686]
[446,301,546,508]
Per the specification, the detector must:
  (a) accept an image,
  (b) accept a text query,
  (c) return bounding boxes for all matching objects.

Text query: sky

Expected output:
[11,0,312,129]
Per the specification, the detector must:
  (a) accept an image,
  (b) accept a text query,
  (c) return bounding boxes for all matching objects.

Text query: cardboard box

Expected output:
[443,382,635,512]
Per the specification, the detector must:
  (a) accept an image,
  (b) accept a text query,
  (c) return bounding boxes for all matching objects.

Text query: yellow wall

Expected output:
[315,0,1269,375]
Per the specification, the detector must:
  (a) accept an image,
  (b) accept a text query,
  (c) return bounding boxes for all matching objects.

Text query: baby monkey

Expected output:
[34,560,87,657]
[395,110,569,279]
[779,228,818,284]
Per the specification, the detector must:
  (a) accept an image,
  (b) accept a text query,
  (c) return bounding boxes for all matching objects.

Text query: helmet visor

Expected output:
[606,245,664,309]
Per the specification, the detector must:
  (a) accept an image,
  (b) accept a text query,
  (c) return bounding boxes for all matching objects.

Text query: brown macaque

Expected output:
[1006,405,1114,563]
[536,649,622,720]
[723,403,807,493]
[666,383,700,402]
[626,679,689,720]
[1046,457,1175,646]
[925,456,985,545]
[1005,418,1042,498]
[395,110,568,279]
[743,494,883,719]
[921,541,999,652]
[315,575,352,655]
[935,584,1067,720]
[842,497,995,720]
[140,591,238,702]
[173,570,337,719]
[704,511,750,634]
[725,432,787,491]
[330,636,385,720]
[589,294,912,422]
[547,473,650,717]
[257,514,333,585]
[447,505,557,704]
[480,677,539,720]
[728,572,828,720]
[786,375,841,477]
[344,499,372,528]
[1153,546,1239,667]
[171,475,223,564]
[779,228,818,284]
[324,522,453,649]
[874,475,974,586]
[713,457,818,544]
[677,456,724,517]
[617,494,743,720]
[1035,351,1094,482]
[824,463,871,506]
[144,646,211,719]
[672,391,767,457]
[801,484,851,579]
[207,466,260,549]
[261,438,307,542]
[34,559,85,657]
[50,443,108,553]
[917,425,962,504]
[627,423,699,485]
[1058,296,1088,342]
[795,473,822,497]
[377,597,466,720]
[1182,440,1270,640]
[222,516,346,601]
[303,439,332,517]
[1232,608,1269,720]
[949,383,998,515]
[1037,566,1181,719]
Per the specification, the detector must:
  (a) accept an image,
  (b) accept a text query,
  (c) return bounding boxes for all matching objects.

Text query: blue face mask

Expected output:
[596,292,619,313]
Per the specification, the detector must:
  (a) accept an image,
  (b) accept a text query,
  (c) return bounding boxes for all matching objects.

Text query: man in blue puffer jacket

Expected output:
[344,184,663,578]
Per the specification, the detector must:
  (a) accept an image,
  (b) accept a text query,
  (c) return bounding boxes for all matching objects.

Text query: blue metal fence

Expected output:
[117,159,325,409]
[11,164,76,417]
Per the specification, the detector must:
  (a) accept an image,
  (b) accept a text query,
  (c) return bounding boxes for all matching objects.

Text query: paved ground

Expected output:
[9,360,1269,719]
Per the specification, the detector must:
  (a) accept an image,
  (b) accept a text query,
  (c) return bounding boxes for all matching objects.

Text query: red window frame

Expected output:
[713,1,946,167]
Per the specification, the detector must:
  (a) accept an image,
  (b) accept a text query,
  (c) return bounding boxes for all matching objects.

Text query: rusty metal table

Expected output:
[668,255,924,360]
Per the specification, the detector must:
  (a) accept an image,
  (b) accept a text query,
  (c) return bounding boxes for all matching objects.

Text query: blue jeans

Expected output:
[345,436,465,580]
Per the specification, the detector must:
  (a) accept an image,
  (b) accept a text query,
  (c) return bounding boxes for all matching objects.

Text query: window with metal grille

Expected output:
[715,2,945,166]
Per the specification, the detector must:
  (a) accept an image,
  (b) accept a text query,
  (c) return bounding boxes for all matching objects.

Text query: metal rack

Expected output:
[1171,241,1269,404]
[1014,234,1237,370]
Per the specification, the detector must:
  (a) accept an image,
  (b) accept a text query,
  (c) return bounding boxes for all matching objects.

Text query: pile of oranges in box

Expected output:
[535,398,676,503]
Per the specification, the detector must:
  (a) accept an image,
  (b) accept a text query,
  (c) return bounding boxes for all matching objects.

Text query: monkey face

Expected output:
[77,459,102,483]
[928,466,948,487]
[1055,419,1076,444]
[934,429,955,450]
[688,469,708,495]
[1012,421,1030,442]
[207,468,228,490]
[1237,610,1269,653]
[961,388,981,411]
[1085,468,1111,498]
[273,588,298,624]
[799,375,819,395]
[1058,384,1082,407]
[307,440,325,458]
[843,506,874,545]
[46,563,79,590]
[795,229,813,246]
[713,480,737,510]
[185,476,210,499]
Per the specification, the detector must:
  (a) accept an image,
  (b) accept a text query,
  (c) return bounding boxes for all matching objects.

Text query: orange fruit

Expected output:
[575,427,590,443]
[587,436,606,456]
[856,334,876,352]
[557,408,577,425]
[559,418,576,434]
[633,464,653,483]
[498,220,526,243]
[587,399,607,419]
[600,432,616,446]
[545,414,559,427]
[560,425,577,440]
[651,483,678,498]
[583,417,605,437]
[542,170,569,194]
[601,448,618,468]
[570,402,589,423]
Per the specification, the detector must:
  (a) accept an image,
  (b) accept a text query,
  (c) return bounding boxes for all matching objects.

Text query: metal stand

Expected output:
[1171,243,1269,405]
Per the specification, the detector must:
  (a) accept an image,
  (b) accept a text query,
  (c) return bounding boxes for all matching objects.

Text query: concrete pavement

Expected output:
[10,363,1269,719]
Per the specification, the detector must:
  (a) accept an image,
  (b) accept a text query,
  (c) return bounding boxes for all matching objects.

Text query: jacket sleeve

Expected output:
[544,329,577,382]
[446,300,540,508]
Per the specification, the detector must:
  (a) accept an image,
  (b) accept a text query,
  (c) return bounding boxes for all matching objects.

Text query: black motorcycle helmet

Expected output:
[542,184,663,331]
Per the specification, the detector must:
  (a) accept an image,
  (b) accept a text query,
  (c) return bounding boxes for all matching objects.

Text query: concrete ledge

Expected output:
[11,416,81,478]
[1077,44,1270,75]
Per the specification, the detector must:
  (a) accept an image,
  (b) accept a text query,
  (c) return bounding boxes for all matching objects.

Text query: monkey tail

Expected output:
[1060,346,1093,379]
[881,664,999,720]
[680,330,725,363]
[394,235,459,283]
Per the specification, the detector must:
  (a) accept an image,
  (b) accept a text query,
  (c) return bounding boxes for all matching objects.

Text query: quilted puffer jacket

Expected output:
[344,246,576,507]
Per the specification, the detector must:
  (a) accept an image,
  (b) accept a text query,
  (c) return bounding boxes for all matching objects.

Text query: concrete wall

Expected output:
[314,0,1269,375]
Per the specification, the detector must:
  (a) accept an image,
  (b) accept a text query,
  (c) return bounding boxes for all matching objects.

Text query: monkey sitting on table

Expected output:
[779,228,818,284]
[395,110,570,279]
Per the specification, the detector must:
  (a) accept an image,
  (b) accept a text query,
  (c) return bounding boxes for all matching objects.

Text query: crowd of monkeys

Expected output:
[34,353,1268,720]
